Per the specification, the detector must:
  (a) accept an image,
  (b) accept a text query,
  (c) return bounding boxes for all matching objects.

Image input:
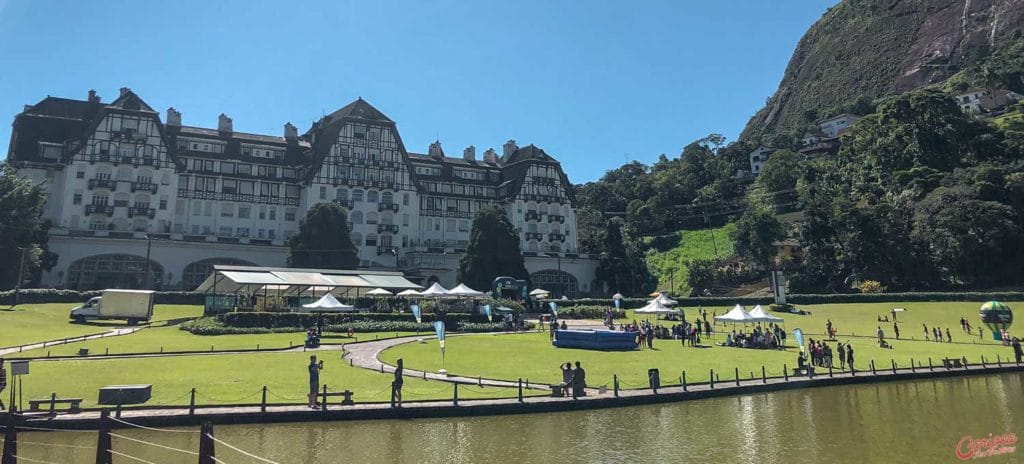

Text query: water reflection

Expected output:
[17,373,1024,464]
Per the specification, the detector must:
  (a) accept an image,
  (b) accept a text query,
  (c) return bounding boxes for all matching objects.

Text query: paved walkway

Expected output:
[0,327,144,357]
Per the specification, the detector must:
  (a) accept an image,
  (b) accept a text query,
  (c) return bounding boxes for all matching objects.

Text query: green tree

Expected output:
[731,206,784,271]
[596,220,653,296]
[287,202,358,269]
[458,204,529,290]
[0,164,57,290]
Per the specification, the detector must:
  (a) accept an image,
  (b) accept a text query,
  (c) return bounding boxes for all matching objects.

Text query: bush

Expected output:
[0,289,207,306]
[179,317,302,335]
[179,316,508,335]
[217,311,489,329]
[858,280,885,294]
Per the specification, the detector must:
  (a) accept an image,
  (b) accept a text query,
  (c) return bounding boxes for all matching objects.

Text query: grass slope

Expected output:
[0,304,202,349]
[645,223,736,295]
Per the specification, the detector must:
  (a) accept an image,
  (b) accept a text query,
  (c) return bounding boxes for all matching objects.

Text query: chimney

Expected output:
[463,145,476,161]
[483,148,498,164]
[502,139,518,158]
[284,122,298,140]
[218,113,233,134]
[166,107,181,127]
[119,87,131,96]
[87,90,100,103]
[428,140,444,159]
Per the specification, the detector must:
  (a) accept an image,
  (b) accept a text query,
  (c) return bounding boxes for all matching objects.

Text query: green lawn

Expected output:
[0,304,202,349]
[645,223,737,294]
[15,352,531,408]
[385,301,1022,388]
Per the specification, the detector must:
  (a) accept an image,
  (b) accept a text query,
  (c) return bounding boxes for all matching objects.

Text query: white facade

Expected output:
[748,145,777,174]
[8,89,598,297]
[817,114,860,138]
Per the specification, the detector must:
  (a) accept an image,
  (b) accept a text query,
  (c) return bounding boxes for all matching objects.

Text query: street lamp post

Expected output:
[143,235,153,290]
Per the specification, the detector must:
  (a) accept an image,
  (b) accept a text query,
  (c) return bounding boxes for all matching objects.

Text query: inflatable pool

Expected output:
[553,329,639,350]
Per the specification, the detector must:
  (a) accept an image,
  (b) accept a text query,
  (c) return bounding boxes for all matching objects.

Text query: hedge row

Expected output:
[0,289,206,305]
[180,317,510,335]
[216,311,491,329]
[544,291,1024,308]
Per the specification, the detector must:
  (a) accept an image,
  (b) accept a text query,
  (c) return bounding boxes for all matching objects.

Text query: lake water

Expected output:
[14,372,1024,463]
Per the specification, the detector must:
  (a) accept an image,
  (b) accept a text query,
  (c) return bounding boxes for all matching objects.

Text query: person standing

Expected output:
[893,323,900,340]
[392,358,405,407]
[876,326,885,346]
[1012,338,1023,364]
[846,344,855,371]
[945,328,952,343]
[923,324,929,341]
[572,361,587,398]
[308,355,323,409]
[837,343,846,371]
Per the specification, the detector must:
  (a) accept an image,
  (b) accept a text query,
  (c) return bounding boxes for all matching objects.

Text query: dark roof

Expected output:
[504,144,557,165]
[407,152,501,168]
[323,98,392,123]
[176,126,310,148]
[107,90,156,113]
[22,97,99,120]
[8,97,103,162]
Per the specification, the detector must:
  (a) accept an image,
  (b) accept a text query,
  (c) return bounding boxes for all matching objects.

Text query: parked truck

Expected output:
[69,289,155,325]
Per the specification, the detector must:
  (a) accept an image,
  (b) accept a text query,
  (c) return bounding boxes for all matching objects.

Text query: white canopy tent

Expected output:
[299,293,355,312]
[396,289,421,297]
[366,288,394,296]
[449,283,486,297]
[611,293,625,300]
[654,293,678,306]
[418,282,452,298]
[747,305,784,323]
[529,288,551,298]
[714,304,753,324]
[634,299,681,315]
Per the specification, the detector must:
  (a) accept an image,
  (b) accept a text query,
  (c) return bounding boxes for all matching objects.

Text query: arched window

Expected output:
[132,218,148,232]
[134,193,150,207]
[352,189,364,202]
[350,232,362,246]
[381,211,394,224]
[366,233,378,246]
[96,166,112,179]
[530,269,579,299]
[381,191,393,204]
[137,169,153,182]
[367,190,378,203]
[111,218,130,232]
[181,258,256,290]
[366,212,378,224]
[336,189,348,202]
[351,210,363,224]
[66,254,165,290]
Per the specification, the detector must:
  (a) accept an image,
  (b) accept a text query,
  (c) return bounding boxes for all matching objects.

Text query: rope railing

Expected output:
[194,389,264,404]
[7,440,94,450]
[110,432,199,456]
[14,425,94,433]
[111,417,200,434]
[108,449,159,464]
[11,455,60,464]
[208,434,280,464]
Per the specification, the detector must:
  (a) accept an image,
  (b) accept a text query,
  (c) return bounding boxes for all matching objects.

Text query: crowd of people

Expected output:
[722,323,786,350]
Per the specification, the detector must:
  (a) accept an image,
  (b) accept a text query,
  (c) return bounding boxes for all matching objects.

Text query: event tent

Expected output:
[396,289,421,297]
[418,282,452,298]
[529,288,551,297]
[634,299,680,315]
[449,283,486,297]
[299,293,355,312]
[714,304,753,323]
[746,305,784,323]
[654,293,678,306]
[366,288,394,296]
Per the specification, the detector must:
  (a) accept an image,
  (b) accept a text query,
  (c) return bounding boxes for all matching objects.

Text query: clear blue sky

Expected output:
[0,0,836,183]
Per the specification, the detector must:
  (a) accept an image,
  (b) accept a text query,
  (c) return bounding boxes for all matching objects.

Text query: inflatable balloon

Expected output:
[979,301,1013,341]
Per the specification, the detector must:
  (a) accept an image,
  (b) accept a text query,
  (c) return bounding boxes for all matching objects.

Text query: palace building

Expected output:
[7,88,598,297]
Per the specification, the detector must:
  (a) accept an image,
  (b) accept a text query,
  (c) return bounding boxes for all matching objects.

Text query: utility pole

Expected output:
[703,209,718,257]
[14,247,27,307]
[143,235,153,290]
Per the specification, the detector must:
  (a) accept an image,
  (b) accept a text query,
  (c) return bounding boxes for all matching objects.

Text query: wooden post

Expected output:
[518,378,523,403]
[870,360,876,375]
[198,422,216,464]
[261,386,267,413]
[2,412,17,464]
[321,385,328,412]
[783,364,788,381]
[709,369,715,389]
[613,375,619,397]
[453,383,459,406]
[735,367,740,386]
[891,359,897,374]
[682,371,687,391]
[189,388,196,416]
[929,357,933,371]
[911,358,916,372]
[997,355,1002,367]
[761,366,766,383]
[95,409,112,464]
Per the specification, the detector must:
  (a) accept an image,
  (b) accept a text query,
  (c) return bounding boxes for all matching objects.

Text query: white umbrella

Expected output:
[612,293,625,300]
[366,288,394,296]
[418,282,452,298]
[530,288,551,297]
[396,289,421,297]
[449,283,486,297]
[298,293,355,312]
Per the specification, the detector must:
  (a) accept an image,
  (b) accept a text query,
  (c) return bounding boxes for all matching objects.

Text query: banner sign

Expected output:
[433,321,446,353]
[614,299,621,309]
[484,304,493,322]
[793,328,805,352]
[410,304,422,324]
[549,301,558,318]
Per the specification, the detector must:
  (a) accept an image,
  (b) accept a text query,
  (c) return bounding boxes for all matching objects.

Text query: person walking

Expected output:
[392,358,405,407]
[923,324,929,341]
[1012,338,1023,365]
[308,355,323,409]
[837,343,846,371]
[945,328,952,343]
[846,344,855,371]
[893,323,900,340]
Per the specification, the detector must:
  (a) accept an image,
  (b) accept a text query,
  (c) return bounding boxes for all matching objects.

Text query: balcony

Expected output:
[85,204,114,216]
[548,233,566,242]
[548,214,565,224]
[88,178,117,190]
[377,246,398,256]
[525,232,544,241]
[377,223,399,234]
[131,181,158,193]
[128,206,156,218]
[334,199,355,209]
[525,211,541,222]
[378,202,399,212]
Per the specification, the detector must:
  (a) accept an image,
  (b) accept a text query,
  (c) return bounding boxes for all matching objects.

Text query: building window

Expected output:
[269,208,276,221]
[367,190,378,203]
[77,170,85,179]
[238,206,251,219]
[221,203,234,218]
[365,233,377,246]
[73,193,82,205]
[353,190,364,202]
[402,214,409,227]
[319,186,327,200]
[236,227,250,237]
[458,220,469,232]
[403,193,410,206]
[159,196,168,210]
[285,208,296,221]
